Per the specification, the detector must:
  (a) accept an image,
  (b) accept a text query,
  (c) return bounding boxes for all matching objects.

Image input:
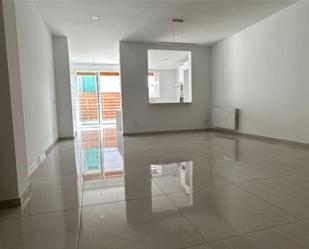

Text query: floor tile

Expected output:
[0,209,80,249]
[30,164,80,184]
[205,159,286,183]
[79,195,204,249]
[252,154,309,175]
[0,177,82,219]
[168,185,295,241]
[82,176,163,206]
[187,243,212,249]
[238,174,309,219]
[2,128,309,248]
[152,161,230,194]
[210,220,309,249]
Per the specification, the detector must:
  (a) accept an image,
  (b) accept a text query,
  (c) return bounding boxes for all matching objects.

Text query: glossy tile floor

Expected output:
[2,128,309,248]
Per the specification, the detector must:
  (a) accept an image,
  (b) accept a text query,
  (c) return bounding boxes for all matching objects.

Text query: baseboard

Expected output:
[27,138,60,177]
[0,198,21,209]
[45,139,59,154]
[212,128,309,149]
[239,132,309,149]
[0,184,31,209]
[123,128,212,136]
[123,126,309,149]
[28,153,46,176]
[59,136,74,141]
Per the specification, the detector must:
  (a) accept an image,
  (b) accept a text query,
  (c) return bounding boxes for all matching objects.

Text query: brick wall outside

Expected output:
[81,129,118,149]
[79,92,121,122]
[79,93,98,121]
[101,93,121,120]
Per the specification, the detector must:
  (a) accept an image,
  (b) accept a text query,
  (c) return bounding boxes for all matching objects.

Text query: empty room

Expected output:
[1,0,309,248]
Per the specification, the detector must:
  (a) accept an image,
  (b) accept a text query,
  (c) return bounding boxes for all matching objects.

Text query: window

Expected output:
[147,50,192,104]
[79,75,96,93]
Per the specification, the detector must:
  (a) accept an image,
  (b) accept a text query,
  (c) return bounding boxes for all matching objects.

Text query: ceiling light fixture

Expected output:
[91,16,99,21]
[172,18,184,23]
[156,18,196,46]
[172,18,184,43]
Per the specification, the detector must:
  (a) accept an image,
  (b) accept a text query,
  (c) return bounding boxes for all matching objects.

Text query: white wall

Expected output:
[15,0,58,164]
[120,41,211,134]
[211,1,309,143]
[53,36,74,138]
[1,0,29,201]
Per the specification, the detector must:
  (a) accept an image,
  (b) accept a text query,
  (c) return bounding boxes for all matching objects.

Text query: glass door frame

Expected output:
[75,71,101,127]
[74,69,121,128]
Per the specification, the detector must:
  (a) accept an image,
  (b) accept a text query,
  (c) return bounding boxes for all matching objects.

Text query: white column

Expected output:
[53,36,74,138]
[0,0,29,206]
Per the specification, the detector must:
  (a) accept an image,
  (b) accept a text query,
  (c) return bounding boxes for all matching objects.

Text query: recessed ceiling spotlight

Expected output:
[91,16,99,21]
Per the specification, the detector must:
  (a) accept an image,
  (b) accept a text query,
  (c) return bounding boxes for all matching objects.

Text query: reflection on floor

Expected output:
[2,129,309,248]
[77,128,124,182]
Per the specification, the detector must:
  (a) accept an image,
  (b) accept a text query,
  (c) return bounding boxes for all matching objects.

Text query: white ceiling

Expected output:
[148,50,190,70]
[34,0,295,64]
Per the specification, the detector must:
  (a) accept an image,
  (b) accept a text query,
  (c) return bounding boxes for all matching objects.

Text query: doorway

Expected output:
[74,71,121,128]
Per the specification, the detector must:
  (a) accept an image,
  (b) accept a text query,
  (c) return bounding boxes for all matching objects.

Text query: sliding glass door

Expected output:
[99,72,121,126]
[76,72,100,126]
[74,71,121,127]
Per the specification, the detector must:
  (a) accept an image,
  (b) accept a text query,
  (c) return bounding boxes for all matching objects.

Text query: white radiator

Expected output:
[212,108,239,130]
